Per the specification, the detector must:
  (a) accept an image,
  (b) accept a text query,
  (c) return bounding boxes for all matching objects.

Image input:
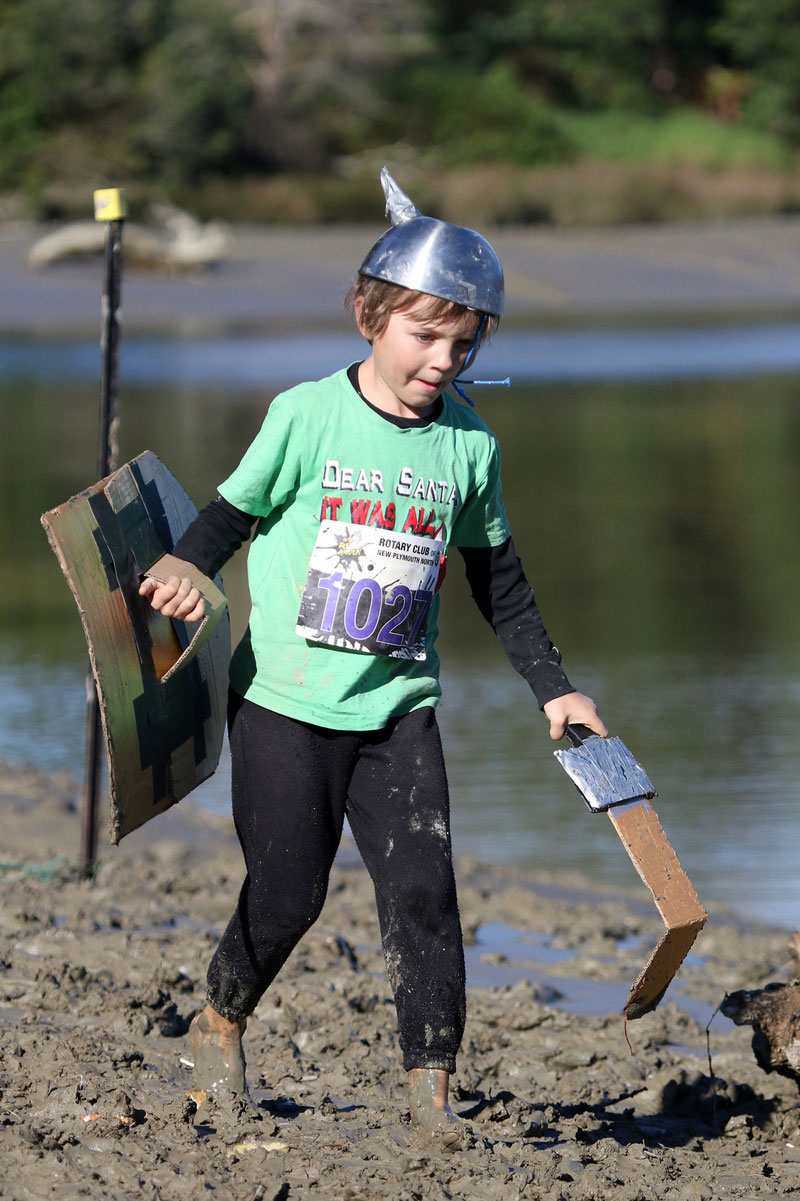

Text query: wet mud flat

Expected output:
[1,765,799,1201]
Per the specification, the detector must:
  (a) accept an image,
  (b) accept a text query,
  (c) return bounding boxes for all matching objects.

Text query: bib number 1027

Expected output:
[296,518,444,660]
[316,571,432,651]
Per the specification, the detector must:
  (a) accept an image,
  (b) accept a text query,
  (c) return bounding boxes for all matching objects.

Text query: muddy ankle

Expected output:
[408,1068,462,1144]
[188,1006,248,1095]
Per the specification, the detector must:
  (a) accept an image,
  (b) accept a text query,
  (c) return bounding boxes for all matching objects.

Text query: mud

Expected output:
[2,763,799,1201]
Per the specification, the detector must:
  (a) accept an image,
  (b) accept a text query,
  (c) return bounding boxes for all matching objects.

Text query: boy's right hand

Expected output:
[139,573,206,623]
[543,691,608,742]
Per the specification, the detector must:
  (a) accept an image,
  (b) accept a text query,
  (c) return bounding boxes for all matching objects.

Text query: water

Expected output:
[4,323,800,931]
[464,923,712,1025]
[7,319,800,387]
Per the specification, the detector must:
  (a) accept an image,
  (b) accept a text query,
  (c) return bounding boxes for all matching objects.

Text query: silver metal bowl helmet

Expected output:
[358,167,505,318]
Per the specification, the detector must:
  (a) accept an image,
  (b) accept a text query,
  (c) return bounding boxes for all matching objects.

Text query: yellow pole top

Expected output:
[93,189,128,222]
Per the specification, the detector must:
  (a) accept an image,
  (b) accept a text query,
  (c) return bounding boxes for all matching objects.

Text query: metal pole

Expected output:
[96,206,124,479]
[80,188,127,879]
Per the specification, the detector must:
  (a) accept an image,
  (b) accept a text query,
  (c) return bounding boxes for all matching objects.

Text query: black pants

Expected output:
[206,694,466,1073]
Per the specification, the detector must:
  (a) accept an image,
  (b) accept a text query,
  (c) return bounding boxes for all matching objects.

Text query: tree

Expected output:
[426,0,723,110]
[137,0,255,183]
[229,0,428,170]
[0,0,257,189]
[715,0,800,140]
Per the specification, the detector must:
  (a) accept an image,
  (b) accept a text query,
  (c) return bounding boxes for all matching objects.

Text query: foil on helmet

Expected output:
[358,168,505,317]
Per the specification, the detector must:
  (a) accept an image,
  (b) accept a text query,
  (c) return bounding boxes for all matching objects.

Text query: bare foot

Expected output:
[187,1004,248,1095]
[407,1068,467,1151]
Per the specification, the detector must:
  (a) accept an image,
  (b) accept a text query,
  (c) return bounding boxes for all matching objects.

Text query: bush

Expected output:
[556,107,793,171]
[383,62,575,168]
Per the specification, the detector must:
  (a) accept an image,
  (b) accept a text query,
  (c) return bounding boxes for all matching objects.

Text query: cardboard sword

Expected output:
[554,726,707,1019]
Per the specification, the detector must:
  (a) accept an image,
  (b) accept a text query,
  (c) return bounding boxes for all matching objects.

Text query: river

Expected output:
[3,320,800,930]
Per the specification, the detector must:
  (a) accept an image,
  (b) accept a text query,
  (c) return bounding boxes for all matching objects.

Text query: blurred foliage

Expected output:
[557,108,792,170]
[229,0,428,172]
[713,0,800,140]
[379,62,576,167]
[1,0,800,218]
[0,0,256,192]
[426,0,723,108]
[136,0,256,185]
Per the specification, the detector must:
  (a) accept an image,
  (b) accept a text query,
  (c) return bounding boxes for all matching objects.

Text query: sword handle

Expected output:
[564,723,597,747]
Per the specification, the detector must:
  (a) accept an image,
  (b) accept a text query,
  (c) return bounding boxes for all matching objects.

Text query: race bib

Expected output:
[296,520,445,660]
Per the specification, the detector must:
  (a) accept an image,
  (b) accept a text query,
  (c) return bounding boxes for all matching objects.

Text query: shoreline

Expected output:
[2,762,800,1198]
[5,215,800,339]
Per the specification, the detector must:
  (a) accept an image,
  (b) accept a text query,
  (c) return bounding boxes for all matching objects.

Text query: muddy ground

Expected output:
[1,764,799,1201]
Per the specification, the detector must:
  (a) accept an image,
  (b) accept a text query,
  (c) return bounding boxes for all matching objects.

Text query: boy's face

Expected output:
[358,298,479,419]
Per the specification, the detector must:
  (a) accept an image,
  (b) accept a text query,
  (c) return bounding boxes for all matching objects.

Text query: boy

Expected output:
[139,169,606,1143]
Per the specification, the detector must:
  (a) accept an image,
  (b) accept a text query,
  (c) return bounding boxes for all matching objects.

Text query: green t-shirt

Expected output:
[218,366,510,730]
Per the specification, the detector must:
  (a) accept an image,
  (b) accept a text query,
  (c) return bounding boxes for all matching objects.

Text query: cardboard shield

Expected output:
[41,450,230,843]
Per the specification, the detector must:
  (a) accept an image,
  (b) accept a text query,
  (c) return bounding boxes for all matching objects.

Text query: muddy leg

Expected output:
[188,1003,248,1095]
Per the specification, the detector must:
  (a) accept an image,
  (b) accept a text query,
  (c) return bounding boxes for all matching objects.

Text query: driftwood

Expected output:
[27,205,229,271]
[720,931,800,1088]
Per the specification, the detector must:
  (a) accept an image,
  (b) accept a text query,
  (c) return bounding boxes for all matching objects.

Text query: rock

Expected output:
[721,979,800,1088]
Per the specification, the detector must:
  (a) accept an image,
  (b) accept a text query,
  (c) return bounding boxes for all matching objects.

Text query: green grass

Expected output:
[557,107,794,172]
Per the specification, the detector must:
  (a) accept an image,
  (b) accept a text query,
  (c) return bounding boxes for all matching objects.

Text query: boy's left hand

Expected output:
[543,692,608,742]
[139,573,207,623]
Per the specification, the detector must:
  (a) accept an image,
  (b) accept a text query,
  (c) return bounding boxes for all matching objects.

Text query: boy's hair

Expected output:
[344,275,500,345]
